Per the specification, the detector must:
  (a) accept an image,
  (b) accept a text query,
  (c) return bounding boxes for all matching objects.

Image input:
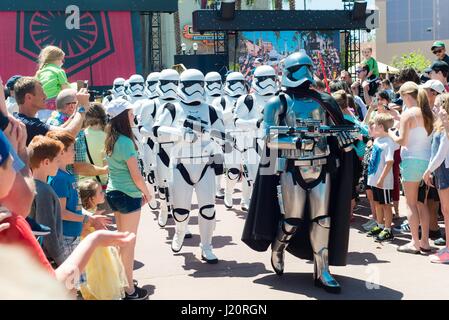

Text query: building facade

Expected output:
[376,0,449,65]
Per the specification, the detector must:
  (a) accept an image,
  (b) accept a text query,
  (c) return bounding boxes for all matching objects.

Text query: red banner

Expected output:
[0,11,139,87]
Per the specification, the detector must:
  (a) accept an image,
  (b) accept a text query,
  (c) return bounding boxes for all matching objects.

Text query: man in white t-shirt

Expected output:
[366,113,398,242]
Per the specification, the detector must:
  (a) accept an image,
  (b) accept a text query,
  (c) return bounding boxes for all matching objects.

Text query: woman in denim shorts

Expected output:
[105,99,152,300]
[423,95,449,263]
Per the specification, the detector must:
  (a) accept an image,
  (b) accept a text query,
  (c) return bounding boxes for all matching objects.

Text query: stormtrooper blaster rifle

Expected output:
[182,115,227,142]
[267,120,360,151]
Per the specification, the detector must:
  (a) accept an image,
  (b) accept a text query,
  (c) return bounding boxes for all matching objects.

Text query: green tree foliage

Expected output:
[392,51,431,73]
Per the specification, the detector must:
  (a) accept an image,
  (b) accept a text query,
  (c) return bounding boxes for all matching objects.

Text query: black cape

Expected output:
[241,88,354,266]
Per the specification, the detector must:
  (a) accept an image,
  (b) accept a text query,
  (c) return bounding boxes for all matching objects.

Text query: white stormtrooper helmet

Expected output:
[252,65,277,96]
[128,74,145,97]
[204,72,222,96]
[156,69,180,99]
[145,72,160,98]
[111,77,126,97]
[224,72,246,97]
[124,79,130,96]
[178,69,205,104]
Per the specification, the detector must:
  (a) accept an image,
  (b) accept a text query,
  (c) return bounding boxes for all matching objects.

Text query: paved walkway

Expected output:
[133,183,449,300]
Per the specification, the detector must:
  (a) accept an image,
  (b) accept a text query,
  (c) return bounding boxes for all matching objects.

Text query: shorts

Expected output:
[106,190,142,214]
[400,159,429,182]
[434,162,449,190]
[372,187,393,205]
[418,182,440,203]
[63,236,86,287]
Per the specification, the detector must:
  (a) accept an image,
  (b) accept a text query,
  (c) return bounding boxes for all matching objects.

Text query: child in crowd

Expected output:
[35,46,71,122]
[361,119,378,231]
[78,179,127,299]
[28,135,66,266]
[363,47,379,80]
[366,113,398,242]
[46,131,111,263]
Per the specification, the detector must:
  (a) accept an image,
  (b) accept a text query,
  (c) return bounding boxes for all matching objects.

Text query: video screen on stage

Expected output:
[237,31,341,82]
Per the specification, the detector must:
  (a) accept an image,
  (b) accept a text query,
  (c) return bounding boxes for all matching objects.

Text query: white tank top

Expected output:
[400,112,432,161]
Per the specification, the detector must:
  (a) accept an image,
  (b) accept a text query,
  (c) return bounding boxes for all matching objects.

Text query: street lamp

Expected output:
[193,42,198,55]
[181,43,187,55]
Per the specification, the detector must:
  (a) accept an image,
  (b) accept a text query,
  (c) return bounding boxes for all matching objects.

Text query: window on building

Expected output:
[387,0,449,43]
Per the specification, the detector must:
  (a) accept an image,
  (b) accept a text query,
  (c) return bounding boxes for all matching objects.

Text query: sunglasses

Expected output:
[433,49,444,54]
[65,101,77,106]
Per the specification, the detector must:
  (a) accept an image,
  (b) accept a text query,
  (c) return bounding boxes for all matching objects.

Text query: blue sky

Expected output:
[296,0,376,10]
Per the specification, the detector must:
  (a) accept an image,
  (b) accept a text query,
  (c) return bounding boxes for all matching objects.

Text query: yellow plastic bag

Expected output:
[80,227,128,300]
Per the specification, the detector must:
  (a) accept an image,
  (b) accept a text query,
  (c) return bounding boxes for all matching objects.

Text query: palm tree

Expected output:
[288,0,296,10]
[274,0,283,10]
[236,0,242,10]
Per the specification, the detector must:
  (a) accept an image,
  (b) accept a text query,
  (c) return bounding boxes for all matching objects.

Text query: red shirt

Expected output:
[0,213,55,276]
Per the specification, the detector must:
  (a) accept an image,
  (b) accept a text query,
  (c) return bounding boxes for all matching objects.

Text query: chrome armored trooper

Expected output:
[145,72,160,99]
[212,72,247,209]
[102,77,126,106]
[153,69,225,263]
[255,52,355,293]
[233,65,278,211]
[205,72,225,199]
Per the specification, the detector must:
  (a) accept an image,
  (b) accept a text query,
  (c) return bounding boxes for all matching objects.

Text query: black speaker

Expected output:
[220,0,236,20]
[352,1,367,20]
[174,54,229,78]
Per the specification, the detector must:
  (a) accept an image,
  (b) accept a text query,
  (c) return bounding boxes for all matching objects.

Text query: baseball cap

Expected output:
[0,132,11,167]
[421,79,446,94]
[431,41,445,51]
[105,98,133,119]
[428,60,449,74]
[5,75,22,91]
[56,89,77,110]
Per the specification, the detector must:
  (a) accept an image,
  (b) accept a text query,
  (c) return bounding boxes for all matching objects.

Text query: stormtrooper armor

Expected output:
[102,77,126,106]
[127,75,150,197]
[233,65,278,211]
[153,69,225,263]
[259,52,355,293]
[204,72,224,199]
[151,69,180,227]
[212,72,247,209]
[145,72,160,99]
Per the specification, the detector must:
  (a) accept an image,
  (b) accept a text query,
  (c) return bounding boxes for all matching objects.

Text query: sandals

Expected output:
[397,243,420,254]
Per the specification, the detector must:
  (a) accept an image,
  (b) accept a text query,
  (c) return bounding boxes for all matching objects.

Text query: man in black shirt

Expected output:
[13,77,90,145]
[431,41,449,82]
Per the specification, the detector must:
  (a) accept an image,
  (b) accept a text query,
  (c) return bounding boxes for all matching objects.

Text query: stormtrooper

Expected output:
[102,77,127,107]
[145,72,160,99]
[137,72,161,210]
[211,72,247,209]
[153,69,225,263]
[204,72,225,199]
[242,52,356,293]
[126,75,148,178]
[146,69,180,228]
[233,65,278,211]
